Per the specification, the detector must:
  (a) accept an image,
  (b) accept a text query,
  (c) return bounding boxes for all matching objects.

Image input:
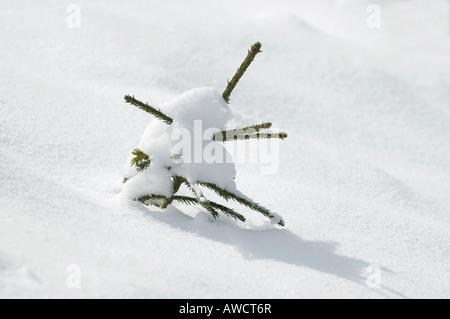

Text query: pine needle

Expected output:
[124,95,173,125]
[136,194,167,205]
[172,195,198,206]
[208,200,246,222]
[212,122,272,141]
[172,196,246,222]
[222,42,262,103]
[130,148,151,172]
[196,181,275,220]
[214,131,288,142]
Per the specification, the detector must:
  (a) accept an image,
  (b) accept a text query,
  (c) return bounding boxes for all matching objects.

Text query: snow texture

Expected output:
[0,0,449,298]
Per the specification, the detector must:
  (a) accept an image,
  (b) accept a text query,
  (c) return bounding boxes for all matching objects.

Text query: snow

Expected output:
[164,87,231,131]
[1,0,449,298]
[122,87,240,202]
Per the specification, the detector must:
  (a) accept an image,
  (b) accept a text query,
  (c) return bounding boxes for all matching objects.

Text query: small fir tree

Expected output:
[123,42,287,226]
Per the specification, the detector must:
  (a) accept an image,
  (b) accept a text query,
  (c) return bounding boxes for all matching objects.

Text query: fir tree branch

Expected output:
[196,181,282,224]
[181,178,200,198]
[180,177,283,225]
[181,179,220,219]
[171,196,245,222]
[201,202,220,219]
[214,131,288,142]
[172,195,198,206]
[159,176,184,209]
[124,95,173,125]
[208,200,246,222]
[212,122,272,141]
[242,122,272,132]
[136,194,167,205]
[130,148,151,172]
[222,42,262,103]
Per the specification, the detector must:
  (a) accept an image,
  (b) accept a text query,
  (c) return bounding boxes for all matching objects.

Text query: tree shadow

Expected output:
[135,204,407,298]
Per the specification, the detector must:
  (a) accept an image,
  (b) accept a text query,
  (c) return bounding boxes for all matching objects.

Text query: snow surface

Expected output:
[1,0,449,298]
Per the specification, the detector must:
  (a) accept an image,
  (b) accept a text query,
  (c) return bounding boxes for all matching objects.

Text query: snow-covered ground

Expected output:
[1,0,449,298]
